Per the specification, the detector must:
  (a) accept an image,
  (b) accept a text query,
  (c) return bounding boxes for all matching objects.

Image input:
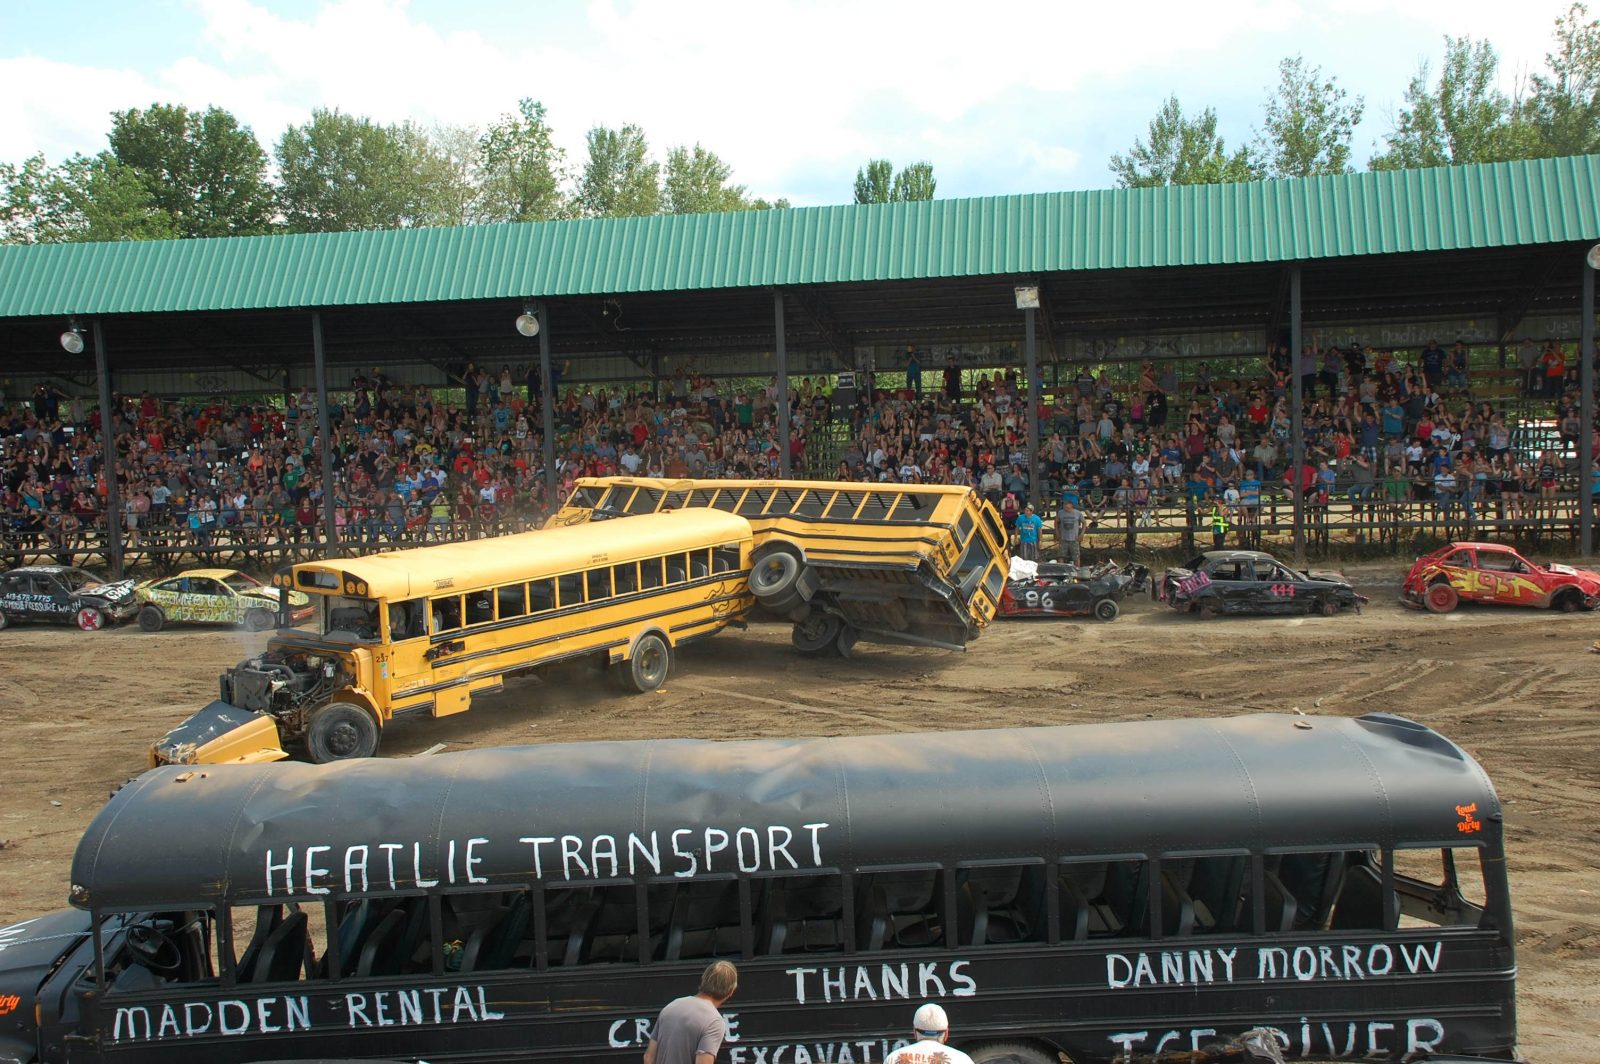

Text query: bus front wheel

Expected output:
[619,633,671,693]
[306,702,380,763]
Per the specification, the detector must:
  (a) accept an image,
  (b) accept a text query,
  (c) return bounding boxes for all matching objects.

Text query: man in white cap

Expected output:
[884,1003,976,1064]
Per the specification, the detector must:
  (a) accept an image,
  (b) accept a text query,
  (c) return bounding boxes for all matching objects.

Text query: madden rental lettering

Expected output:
[110,987,504,1043]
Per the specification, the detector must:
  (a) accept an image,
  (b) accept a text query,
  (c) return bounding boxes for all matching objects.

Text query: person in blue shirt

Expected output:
[1014,503,1044,562]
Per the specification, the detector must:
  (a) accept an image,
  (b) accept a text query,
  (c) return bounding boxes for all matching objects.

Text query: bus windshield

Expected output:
[318,595,381,641]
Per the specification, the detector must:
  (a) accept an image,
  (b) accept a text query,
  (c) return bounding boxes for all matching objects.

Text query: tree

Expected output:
[891,161,937,201]
[1109,95,1261,187]
[1371,37,1524,170]
[1,152,176,244]
[424,123,483,228]
[107,104,273,237]
[574,124,660,218]
[854,159,936,203]
[275,110,459,232]
[853,159,894,203]
[477,98,567,223]
[1529,2,1600,156]
[1256,55,1365,178]
[662,144,749,214]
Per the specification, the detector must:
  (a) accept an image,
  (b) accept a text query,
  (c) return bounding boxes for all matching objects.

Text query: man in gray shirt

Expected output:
[644,961,738,1064]
[1056,498,1083,567]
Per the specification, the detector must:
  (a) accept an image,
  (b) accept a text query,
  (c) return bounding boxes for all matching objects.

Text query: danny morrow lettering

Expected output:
[1104,939,1443,989]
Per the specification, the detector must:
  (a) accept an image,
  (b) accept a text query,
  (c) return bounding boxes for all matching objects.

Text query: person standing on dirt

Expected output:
[1014,503,1043,562]
[1209,499,1231,550]
[884,1003,976,1064]
[642,961,737,1064]
[1056,498,1082,567]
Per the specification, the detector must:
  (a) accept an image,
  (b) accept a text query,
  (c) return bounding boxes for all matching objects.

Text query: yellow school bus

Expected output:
[152,509,754,765]
[549,477,1009,656]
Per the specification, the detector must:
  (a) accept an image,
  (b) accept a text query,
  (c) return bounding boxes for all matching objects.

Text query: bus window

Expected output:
[689,549,711,579]
[770,489,806,514]
[546,884,640,966]
[465,592,494,626]
[528,578,556,614]
[640,558,665,590]
[707,490,740,512]
[794,490,831,517]
[891,493,931,521]
[624,488,663,515]
[1183,854,1248,934]
[957,510,975,544]
[857,493,895,520]
[556,573,584,608]
[666,553,690,584]
[322,596,380,641]
[569,485,605,509]
[441,892,531,973]
[1393,847,1488,928]
[957,865,1044,946]
[757,873,845,954]
[613,563,639,595]
[1059,859,1151,938]
[736,488,774,516]
[953,534,995,599]
[1271,851,1361,931]
[105,910,217,992]
[333,896,431,978]
[713,546,741,573]
[983,562,1005,601]
[431,596,463,634]
[388,599,427,641]
[824,490,864,519]
[856,869,944,950]
[586,568,612,601]
[497,584,527,620]
[225,903,329,984]
[651,879,743,962]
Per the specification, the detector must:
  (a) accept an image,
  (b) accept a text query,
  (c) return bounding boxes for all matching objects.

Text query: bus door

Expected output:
[377,597,438,717]
[395,593,474,717]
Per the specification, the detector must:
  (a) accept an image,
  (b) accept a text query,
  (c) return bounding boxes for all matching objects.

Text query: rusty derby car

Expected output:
[998,560,1150,621]
[1159,550,1366,618]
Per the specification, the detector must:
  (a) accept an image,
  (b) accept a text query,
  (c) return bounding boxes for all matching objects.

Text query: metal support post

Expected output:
[311,312,338,556]
[1290,266,1306,567]
[90,321,123,578]
[538,301,557,510]
[775,292,791,478]
[1024,306,1041,511]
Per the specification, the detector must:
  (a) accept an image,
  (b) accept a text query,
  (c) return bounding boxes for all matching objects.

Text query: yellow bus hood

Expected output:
[150,700,289,767]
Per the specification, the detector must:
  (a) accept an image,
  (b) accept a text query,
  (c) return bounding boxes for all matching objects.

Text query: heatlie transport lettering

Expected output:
[1104,939,1442,989]
[111,986,504,1043]
[786,960,976,1004]
[263,822,831,894]
[1107,1016,1445,1059]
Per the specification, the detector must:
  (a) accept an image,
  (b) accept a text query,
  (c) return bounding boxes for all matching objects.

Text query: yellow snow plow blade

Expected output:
[150,700,290,767]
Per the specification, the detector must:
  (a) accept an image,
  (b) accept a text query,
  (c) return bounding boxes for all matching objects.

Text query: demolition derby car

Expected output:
[0,565,140,630]
[1401,541,1600,613]
[1160,550,1366,617]
[135,568,314,632]
[998,559,1150,621]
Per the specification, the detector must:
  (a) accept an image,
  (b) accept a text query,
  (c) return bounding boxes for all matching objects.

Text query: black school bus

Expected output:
[6,713,1515,1062]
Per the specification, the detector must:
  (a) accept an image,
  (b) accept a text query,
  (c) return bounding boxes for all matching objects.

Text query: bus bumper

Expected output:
[150,700,290,767]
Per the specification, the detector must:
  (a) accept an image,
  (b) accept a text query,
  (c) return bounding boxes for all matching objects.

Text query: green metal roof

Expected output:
[2,155,1597,319]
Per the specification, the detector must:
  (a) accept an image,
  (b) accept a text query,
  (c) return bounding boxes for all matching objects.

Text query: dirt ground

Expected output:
[2,560,1598,1061]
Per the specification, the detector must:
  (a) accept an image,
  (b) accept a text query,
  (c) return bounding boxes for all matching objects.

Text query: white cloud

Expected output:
[0,0,1583,203]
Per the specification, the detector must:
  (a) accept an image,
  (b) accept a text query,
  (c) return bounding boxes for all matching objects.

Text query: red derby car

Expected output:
[1401,542,1600,613]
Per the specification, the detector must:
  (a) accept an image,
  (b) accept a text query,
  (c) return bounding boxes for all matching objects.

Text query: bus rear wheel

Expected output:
[792,613,841,657]
[619,633,671,693]
[306,703,380,763]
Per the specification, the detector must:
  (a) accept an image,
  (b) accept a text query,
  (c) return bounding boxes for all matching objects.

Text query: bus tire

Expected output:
[244,607,276,632]
[306,702,380,763]
[792,613,842,657]
[751,550,802,603]
[138,605,165,632]
[834,623,859,659]
[1093,598,1120,621]
[969,1042,1058,1064]
[619,633,671,693]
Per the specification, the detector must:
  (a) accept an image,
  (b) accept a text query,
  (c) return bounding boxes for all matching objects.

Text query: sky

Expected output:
[0,0,1581,207]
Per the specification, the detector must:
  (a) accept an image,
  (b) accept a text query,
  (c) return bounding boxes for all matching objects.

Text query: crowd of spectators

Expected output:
[1,335,1594,561]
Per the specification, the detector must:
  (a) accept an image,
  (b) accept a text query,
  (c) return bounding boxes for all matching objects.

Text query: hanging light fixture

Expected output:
[1587,244,1600,271]
[515,307,540,337]
[59,320,85,354]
